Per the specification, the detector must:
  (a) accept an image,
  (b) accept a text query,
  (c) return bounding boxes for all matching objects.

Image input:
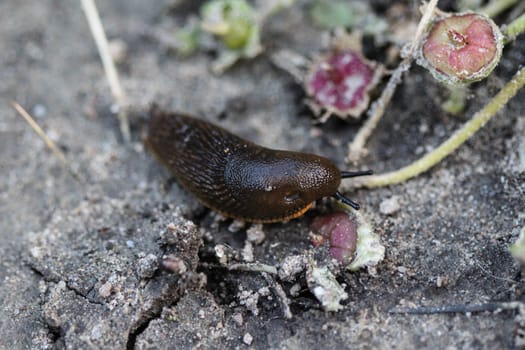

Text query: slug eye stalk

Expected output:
[341,170,373,178]
[334,170,373,210]
[334,191,360,210]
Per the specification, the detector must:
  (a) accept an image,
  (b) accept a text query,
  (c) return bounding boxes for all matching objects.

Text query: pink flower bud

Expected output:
[420,12,503,84]
[310,211,358,264]
[307,49,382,120]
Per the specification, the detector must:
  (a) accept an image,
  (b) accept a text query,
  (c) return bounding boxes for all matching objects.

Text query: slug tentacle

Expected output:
[146,107,369,223]
[341,170,373,178]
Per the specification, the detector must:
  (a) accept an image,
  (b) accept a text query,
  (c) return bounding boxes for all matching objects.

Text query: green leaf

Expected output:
[310,0,355,29]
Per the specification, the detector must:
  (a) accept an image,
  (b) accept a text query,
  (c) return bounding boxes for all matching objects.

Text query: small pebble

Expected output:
[232,312,244,327]
[243,333,253,345]
[98,281,113,298]
[32,104,47,118]
[278,255,307,282]
[246,224,265,245]
[436,275,448,287]
[136,254,159,279]
[57,280,67,291]
[289,283,302,297]
[228,220,245,233]
[108,39,128,64]
[238,289,263,316]
[215,244,228,265]
[90,324,103,340]
[397,266,407,274]
[162,255,187,274]
[379,196,401,215]
[242,242,254,262]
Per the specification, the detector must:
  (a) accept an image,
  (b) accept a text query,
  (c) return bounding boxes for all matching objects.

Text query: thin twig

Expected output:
[502,12,525,43]
[11,101,83,182]
[480,0,521,18]
[262,272,293,319]
[228,262,279,275]
[390,301,524,315]
[341,65,525,190]
[346,0,439,163]
[80,0,130,142]
[200,261,291,318]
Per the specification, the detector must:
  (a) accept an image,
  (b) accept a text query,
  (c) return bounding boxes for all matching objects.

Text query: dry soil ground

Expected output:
[1,0,524,349]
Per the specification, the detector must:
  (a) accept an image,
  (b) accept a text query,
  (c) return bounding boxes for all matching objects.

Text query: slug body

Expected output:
[146,108,346,223]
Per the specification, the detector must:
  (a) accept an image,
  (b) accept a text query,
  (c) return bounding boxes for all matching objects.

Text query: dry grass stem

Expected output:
[11,101,82,182]
[346,0,439,163]
[80,0,130,142]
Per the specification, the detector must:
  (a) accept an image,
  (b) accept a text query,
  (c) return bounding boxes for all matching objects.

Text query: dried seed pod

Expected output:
[307,49,383,121]
[419,12,503,84]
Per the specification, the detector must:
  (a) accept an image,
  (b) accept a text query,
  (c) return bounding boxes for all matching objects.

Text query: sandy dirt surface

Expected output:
[1,0,524,349]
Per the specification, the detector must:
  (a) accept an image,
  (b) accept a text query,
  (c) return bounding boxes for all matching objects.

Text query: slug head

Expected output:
[225,150,342,222]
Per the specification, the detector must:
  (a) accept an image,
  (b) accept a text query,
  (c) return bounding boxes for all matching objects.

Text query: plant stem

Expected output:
[503,12,525,42]
[80,0,130,142]
[342,65,525,189]
[11,102,83,182]
[346,0,439,163]
[480,0,520,18]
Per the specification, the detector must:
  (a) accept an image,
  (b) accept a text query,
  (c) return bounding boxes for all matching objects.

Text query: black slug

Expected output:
[146,107,371,223]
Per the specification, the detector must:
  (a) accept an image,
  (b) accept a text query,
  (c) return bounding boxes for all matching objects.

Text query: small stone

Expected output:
[57,280,67,291]
[228,220,245,233]
[232,312,244,326]
[30,246,42,259]
[32,104,47,118]
[238,290,260,316]
[98,281,112,298]
[379,196,401,215]
[243,332,253,345]
[215,244,229,265]
[161,218,198,245]
[242,241,254,262]
[90,324,103,340]
[38,280,47,294]
[278,255,307,282]
[289,283,302,297]
[258,286,270,297]
[436,275,449,287]
[246,223,265,245]
[136,254,159,279]
[108,39,128,64]
[162,255,187,274]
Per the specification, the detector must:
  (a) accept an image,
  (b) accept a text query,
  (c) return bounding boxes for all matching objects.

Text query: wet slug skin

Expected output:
[145,106,370,223]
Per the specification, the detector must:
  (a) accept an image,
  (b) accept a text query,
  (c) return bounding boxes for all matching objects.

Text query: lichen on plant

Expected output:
[306,263,348,312]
